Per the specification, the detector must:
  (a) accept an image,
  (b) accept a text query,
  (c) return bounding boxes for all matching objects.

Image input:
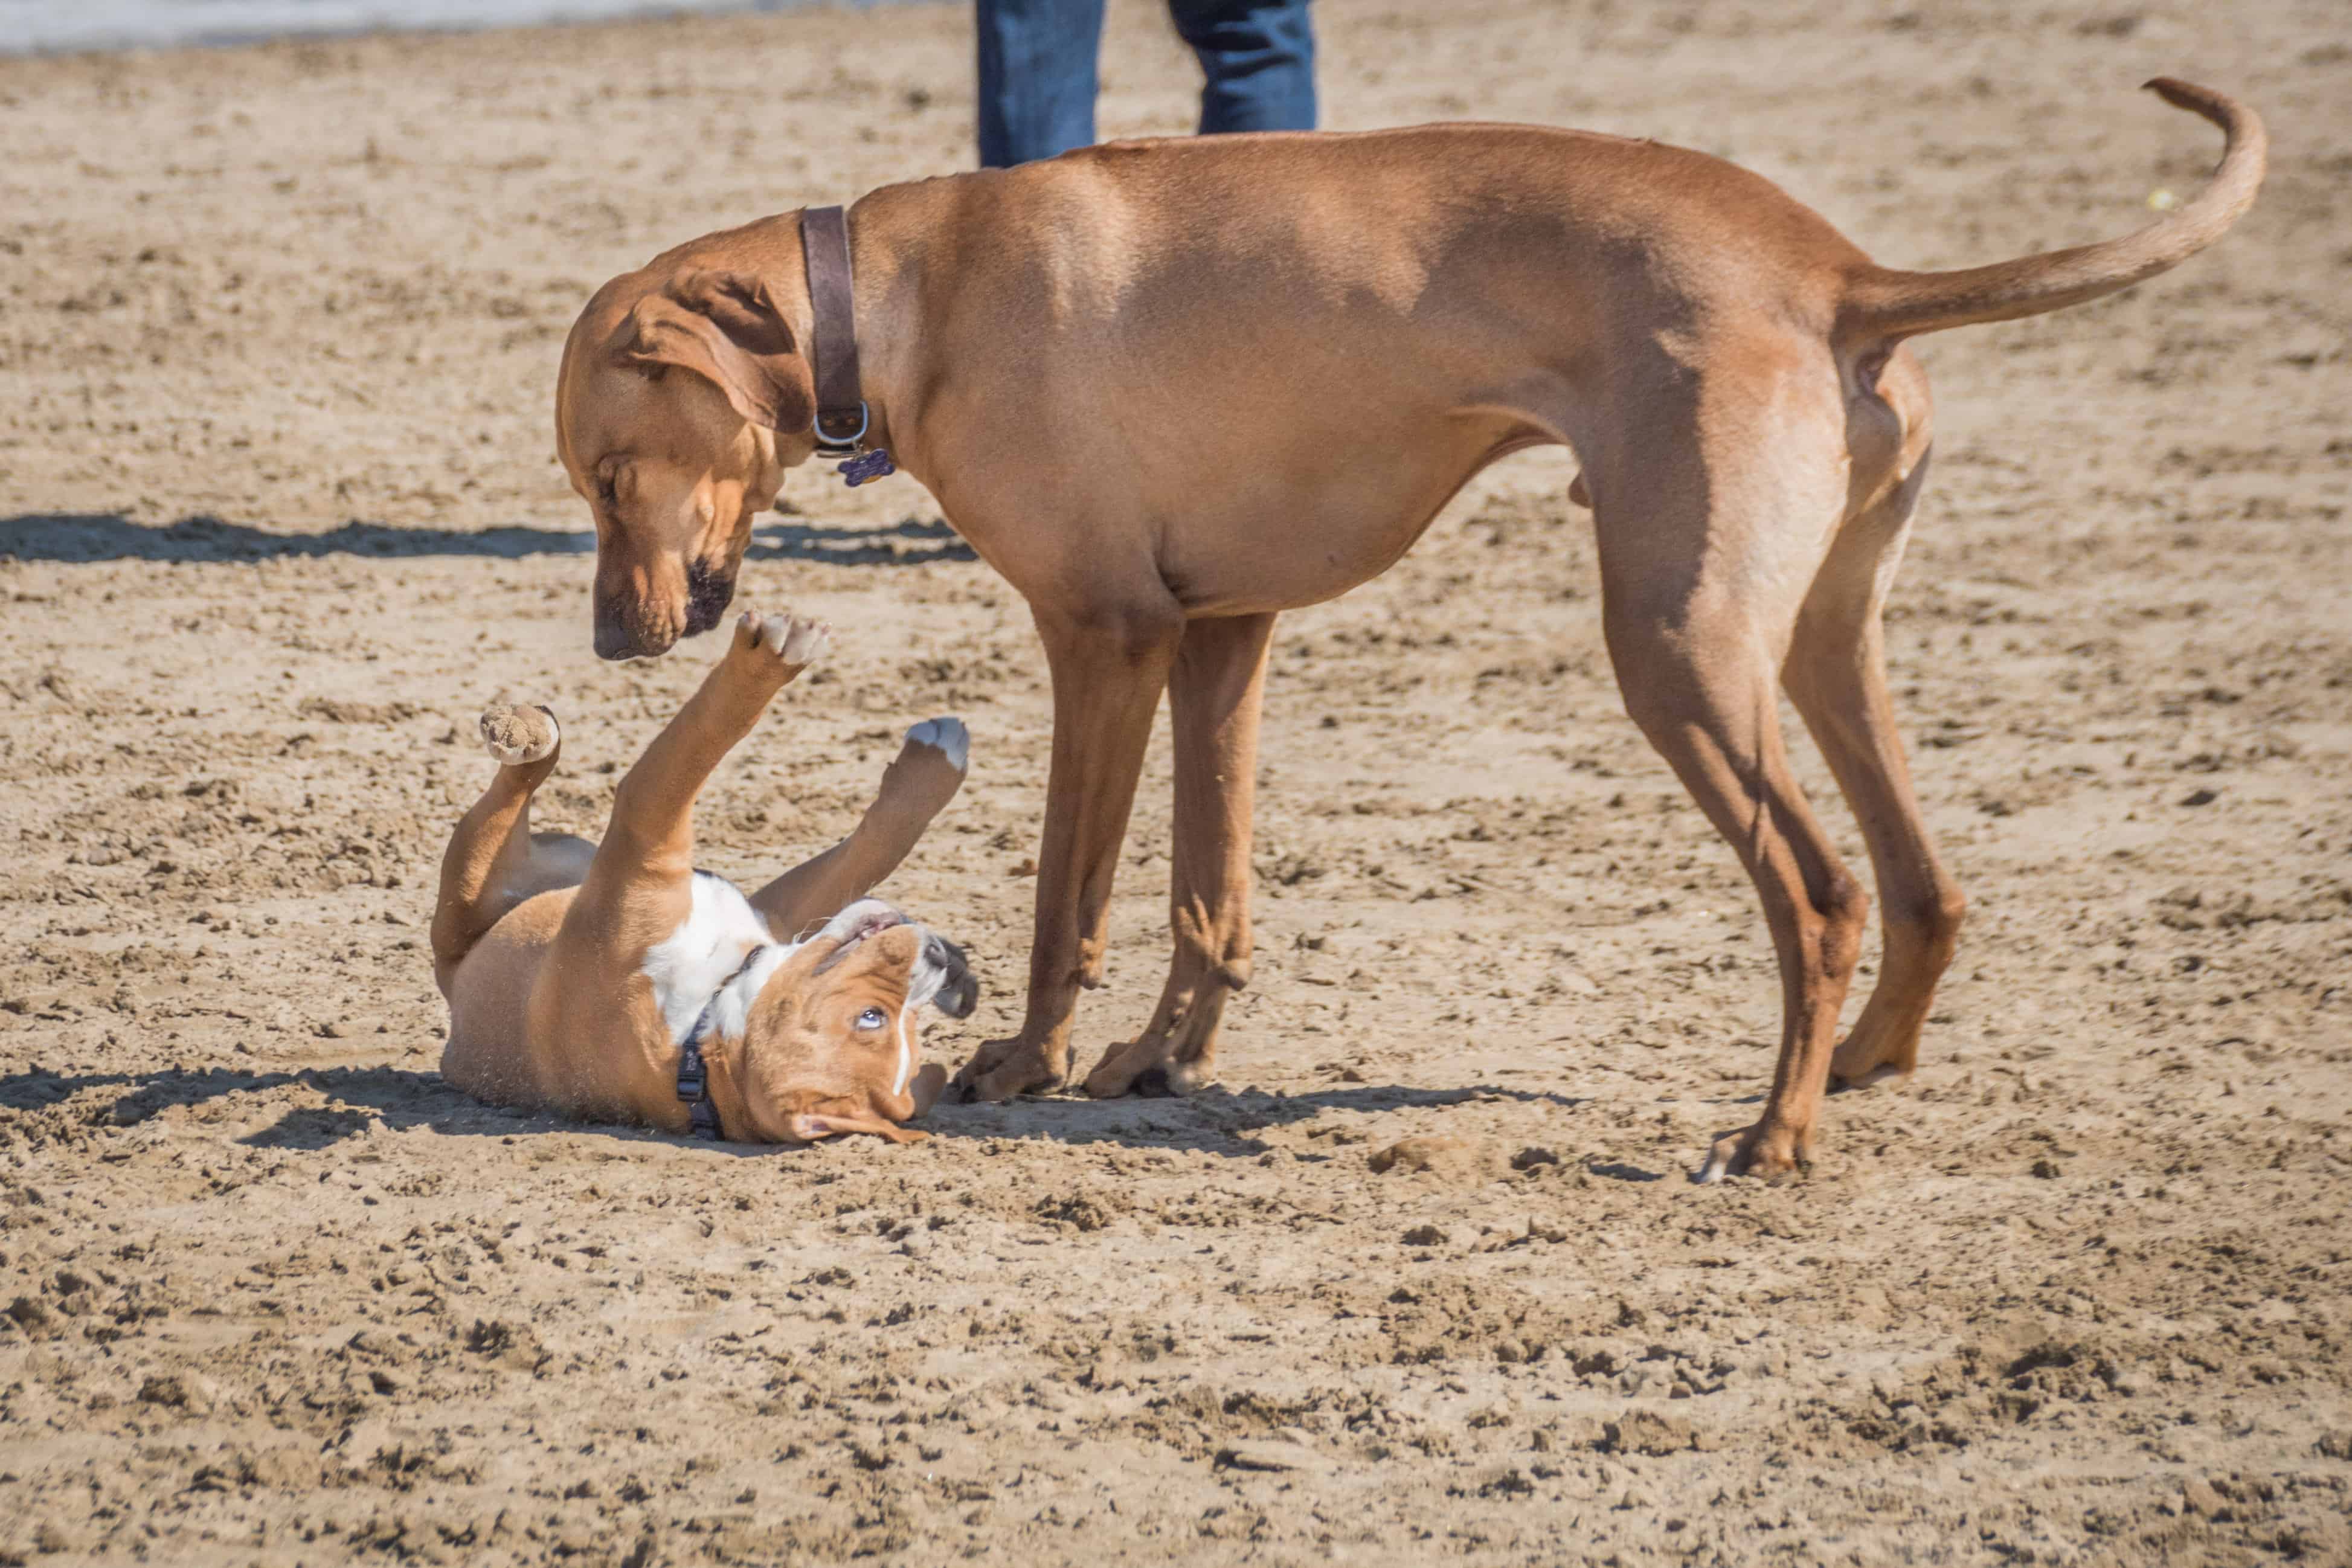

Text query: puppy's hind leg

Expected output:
[431,705,583,991]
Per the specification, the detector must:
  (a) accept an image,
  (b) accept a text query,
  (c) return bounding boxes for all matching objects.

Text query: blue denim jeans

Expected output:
[976,0,1317,169]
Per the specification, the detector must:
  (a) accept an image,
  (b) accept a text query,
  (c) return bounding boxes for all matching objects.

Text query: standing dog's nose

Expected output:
[593,619,638,661]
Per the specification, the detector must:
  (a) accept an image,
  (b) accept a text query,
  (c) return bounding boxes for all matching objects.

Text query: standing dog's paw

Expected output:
[479,704,559,766]
[733,609,832,675]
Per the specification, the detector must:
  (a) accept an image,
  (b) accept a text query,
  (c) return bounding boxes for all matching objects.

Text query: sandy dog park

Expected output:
[1,0,2348,1562]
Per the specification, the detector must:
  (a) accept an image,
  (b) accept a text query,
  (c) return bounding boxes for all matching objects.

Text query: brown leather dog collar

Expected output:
[800,205,895,486]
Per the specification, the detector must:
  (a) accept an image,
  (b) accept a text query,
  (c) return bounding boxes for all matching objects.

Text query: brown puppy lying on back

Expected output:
[432,611,976,1143]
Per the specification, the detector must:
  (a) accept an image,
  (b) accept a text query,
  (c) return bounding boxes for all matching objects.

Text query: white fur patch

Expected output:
[640,873,779,1043]
[893,1001,916,1096]
[907,716,969,773]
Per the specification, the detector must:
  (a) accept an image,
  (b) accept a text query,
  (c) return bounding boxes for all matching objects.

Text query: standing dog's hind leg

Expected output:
[1785,452,1964,1091]
[1592,413,1867,1183]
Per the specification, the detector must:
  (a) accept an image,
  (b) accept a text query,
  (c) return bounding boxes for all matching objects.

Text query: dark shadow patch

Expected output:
[0,513,595,564]
[4,1064,1578,1162]
[1,512,978,568]
[916,1082,1585,1158]
[242,1104,378,1149]
[1585,1159,1668,1183]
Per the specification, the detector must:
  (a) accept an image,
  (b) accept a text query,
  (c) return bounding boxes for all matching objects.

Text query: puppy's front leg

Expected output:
[747,716,968,938]
[574,611,829,940]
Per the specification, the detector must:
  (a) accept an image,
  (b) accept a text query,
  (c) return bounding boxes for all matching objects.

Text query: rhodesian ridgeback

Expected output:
[552,80,2261,1178]
[433,611,977,1144]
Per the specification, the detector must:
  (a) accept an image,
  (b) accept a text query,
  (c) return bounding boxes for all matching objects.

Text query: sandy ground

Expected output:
[2,1,2350,1563]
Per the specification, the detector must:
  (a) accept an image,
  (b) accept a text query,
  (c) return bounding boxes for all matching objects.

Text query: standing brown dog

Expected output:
[553,81,2261,1179]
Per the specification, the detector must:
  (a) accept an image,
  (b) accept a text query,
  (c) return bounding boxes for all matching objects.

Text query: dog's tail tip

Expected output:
[2142,76,2221,117]
[1842,79,2264,345]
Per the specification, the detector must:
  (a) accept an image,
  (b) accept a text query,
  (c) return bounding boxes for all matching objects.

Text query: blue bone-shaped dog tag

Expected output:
[839,448,896,487]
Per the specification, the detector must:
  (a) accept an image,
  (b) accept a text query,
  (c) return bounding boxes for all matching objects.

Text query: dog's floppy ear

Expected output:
[620,270,814,434]
[788,1110,929,1145]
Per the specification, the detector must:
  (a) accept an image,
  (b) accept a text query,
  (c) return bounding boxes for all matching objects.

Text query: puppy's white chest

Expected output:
[641,873,774,1043]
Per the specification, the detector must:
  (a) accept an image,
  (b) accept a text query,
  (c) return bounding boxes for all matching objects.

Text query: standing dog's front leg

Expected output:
[1084,611,1276,1097]
[953,603,1182,1101]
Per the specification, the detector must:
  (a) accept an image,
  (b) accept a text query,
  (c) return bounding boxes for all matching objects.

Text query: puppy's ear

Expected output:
[788,1111,929,1145]
[620,271,814,434]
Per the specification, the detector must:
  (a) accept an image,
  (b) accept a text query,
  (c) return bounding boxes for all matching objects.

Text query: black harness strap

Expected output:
[676,945,771,1141]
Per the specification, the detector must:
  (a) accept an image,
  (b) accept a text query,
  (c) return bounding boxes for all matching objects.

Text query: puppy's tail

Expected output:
[1839,80,2264,345]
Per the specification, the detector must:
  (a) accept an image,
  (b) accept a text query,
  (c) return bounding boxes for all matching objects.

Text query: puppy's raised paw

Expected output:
[874,716,969,825]
[479,704,559,766]
[735,609,831,671]
[904,716,970,774]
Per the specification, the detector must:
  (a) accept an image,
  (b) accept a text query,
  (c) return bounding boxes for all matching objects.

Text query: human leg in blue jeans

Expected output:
[975,0,1108,170]
[976,0,1316,169]
[1166,0,1316,138]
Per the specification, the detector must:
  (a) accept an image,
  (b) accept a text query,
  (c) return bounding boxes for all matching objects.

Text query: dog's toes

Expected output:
[479,704,559,766]
[740,610,832,668]
[1694,1129,1746,1184]
[952,1040,1066,1103]
[1693,1123,1809,1185]
[1829,1031,1918,1092]
[771,614,831,667]
[905,716,970,773]
[1084,1036,1218,1099]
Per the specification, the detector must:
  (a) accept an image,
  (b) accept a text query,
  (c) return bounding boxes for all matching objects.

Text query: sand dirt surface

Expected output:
[2,1,2349,1563]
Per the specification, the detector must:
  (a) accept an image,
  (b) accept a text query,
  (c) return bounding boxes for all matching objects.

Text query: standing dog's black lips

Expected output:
[683,559,736,637]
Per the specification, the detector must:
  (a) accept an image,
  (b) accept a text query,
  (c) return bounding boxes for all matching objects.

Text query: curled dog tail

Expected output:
[1839,79,2264,345]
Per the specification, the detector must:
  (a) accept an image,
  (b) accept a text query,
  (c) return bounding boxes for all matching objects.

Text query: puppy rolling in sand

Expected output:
[431,611,977,1144]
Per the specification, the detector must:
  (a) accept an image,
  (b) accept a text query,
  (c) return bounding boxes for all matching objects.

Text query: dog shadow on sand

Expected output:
[0,512,973,568]
[0,1060,1579,1164]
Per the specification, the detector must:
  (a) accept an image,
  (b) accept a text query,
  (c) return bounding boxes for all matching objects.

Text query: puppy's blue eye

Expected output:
[855,1007,887,1030]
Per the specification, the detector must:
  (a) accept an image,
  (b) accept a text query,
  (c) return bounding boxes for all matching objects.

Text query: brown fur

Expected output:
[432,614,971,1143]
[553,81,2261,1178]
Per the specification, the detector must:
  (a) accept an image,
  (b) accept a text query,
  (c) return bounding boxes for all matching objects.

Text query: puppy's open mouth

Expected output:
[809,898,977,1017]
[815,904,905,964]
